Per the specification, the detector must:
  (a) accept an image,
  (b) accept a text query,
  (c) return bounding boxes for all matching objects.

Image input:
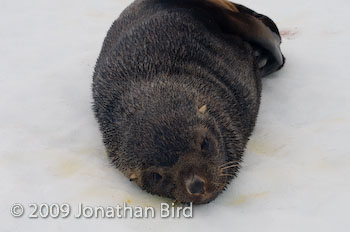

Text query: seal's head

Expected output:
[130,122,238,204]
[120,88,241,204]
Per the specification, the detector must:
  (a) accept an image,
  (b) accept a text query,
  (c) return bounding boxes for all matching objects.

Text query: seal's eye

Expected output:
[201,137,209,151]
[151,172,162,184]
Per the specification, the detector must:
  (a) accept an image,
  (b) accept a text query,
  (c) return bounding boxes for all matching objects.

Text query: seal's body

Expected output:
[93,0,284,204]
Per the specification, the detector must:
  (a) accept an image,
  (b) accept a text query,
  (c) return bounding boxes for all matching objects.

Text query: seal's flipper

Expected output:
[206,0,240,12]
[232,3,286,76]
[233,3,281,38]
[170,0,285,76]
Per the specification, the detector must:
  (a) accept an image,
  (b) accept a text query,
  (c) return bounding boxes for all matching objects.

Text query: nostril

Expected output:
[186,177,205,195]
[190,180,204,194]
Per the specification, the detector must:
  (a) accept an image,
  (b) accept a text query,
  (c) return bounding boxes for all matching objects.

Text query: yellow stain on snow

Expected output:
[53,147,103,178]
[312,117,349,133]
[247,140,284,156]
[230,191,269,206]
[57,159,81,177]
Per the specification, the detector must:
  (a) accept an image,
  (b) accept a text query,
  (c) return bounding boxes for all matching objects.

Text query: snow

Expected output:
[1,0,349,231]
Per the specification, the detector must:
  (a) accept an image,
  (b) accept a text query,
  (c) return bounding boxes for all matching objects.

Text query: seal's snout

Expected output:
[185,175,206,195]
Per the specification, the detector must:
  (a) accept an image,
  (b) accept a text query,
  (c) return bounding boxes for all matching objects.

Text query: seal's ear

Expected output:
[198,105,208,114]
[129,173,137,181]
[173,0,285,76]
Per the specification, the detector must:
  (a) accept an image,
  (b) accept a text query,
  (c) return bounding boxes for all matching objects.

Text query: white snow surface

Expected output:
[1,0,349,231]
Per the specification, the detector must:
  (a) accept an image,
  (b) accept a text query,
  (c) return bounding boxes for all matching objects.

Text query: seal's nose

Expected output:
[186,175,205,195]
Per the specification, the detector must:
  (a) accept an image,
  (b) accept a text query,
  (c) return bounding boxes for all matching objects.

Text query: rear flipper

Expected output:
[169,0,286,77]
[233,2,286,76]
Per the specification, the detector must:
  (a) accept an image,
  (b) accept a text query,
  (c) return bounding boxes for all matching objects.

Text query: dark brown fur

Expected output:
[92,0,285,204]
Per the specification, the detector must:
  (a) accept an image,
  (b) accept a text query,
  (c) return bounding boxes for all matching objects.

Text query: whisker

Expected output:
[220,164,240,170]
[219,160,240,168]
[219,161,238,167]
[219,174,235,177]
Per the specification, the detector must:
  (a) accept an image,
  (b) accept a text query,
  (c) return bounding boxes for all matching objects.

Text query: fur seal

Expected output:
[92,0,285,204]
